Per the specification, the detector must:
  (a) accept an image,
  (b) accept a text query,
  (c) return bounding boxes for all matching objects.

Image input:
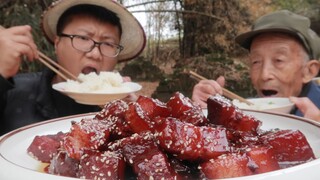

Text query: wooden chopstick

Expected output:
[189,70,254,105]
[37,55,69,81]
[0,25,79,82]
[37,51,80,82]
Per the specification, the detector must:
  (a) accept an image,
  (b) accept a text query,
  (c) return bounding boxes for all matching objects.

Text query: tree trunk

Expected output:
[181,0,251,58]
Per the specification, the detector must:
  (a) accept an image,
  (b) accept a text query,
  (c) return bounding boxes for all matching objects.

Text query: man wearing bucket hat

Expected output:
[192,10,320,121]
[0,0,146,135]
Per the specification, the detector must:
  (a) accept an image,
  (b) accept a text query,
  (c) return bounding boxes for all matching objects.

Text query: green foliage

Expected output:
[0,0,55,73]
[120,57,164,82]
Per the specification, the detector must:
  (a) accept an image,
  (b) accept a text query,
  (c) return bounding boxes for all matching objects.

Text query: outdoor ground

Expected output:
[136,81,159,97]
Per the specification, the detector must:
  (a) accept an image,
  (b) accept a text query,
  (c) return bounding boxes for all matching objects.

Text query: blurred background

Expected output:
[1,0,320,102]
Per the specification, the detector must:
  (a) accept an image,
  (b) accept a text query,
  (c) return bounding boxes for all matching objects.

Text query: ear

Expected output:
[302,60,320,83]
[54,37,60,50]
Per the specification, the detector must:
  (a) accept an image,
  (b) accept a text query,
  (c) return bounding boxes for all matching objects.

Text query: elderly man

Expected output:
[192,10,320,121]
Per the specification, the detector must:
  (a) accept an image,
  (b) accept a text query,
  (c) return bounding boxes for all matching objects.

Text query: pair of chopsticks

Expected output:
[37,51,80,82]
[0,25,80,82]
[189,70,253,105]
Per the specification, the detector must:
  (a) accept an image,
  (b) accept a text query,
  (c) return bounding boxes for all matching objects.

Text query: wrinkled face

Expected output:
[54,14,121,82]
[249,33,310,97]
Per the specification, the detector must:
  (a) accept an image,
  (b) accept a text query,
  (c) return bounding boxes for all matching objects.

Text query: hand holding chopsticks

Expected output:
[0,25,80,82]
[189,70,254,105]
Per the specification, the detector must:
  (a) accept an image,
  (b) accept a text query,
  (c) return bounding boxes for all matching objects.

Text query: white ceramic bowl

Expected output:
[233,97,295,114]
[52,82,142,105]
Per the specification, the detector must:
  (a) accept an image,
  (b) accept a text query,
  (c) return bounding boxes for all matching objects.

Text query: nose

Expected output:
[86,44,102,60]
[260,62,274,81]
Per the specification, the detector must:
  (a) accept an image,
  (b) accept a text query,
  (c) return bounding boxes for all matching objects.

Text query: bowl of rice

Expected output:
[52,71,142,105]
[232,97,295,114]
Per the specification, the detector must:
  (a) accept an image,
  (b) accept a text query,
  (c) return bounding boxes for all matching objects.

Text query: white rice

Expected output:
[232,99,277,110]
[64,71,132,93]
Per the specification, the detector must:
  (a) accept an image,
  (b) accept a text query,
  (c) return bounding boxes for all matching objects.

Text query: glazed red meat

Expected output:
[207,94,261,133]
[95,99,133,139]
[48,151,79,177]
[246,146,280,174]
[167,92,208,125]
[178,108,209,126]
[200,153,253,179]
[260,129,315,164]
[114,132,180,180]
[136,95,171,118]
[155,117,230,161]
[78,150,125,180]
[27,92,316,179]
[124,102,156,133]
[27,131,65,163]
[63,118,111,160]
[229,130,261,148]
[168,157,200,179]
[95,99,128,121]
[167,92,194,117]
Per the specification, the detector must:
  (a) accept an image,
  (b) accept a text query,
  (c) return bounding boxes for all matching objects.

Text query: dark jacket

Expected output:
[291,81,320,116]
[0,68,100,135]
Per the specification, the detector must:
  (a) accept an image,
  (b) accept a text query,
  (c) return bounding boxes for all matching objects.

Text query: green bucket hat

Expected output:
[235,10,320,60]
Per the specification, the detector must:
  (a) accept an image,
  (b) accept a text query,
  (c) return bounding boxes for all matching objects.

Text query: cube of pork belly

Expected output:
[167,92,208,126]
[95,99,133,139]
[124,102,157,133]
[48,151,79,178]
[228,130,262,148]
[120,132,180,180]
[200,153,253,179]
[27,131,65,163]
[207,94,261,134]
[155,117,230,161]
[169,157,201,179]
[246,146,280,174]
[260,129,315,163]
[95,99,128,121]
[78,150,125,180]
[63,118,110,160]
[166,92,194,117]
[136,95,171,119]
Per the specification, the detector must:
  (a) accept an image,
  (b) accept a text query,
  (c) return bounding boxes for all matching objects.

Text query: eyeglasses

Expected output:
[59,33,124,57]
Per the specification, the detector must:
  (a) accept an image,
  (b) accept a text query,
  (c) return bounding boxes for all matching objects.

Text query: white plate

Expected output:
[1,111,320,180]
[233,97,294,114]
[52,82,142,105]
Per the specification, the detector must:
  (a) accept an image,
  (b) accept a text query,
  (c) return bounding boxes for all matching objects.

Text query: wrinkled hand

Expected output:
[289,97,320,122]
[0,25,38,78]
[192,76,225,108]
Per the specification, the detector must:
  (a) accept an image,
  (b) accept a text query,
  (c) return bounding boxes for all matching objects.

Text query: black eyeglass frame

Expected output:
[59,33,124,57]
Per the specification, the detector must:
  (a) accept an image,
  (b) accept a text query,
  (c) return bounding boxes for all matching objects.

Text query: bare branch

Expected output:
[125,0,176,8]
[131,9,223,21]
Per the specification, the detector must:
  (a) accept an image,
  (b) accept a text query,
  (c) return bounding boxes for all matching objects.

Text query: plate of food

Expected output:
[52,71,142,105]
[0,93,319,180]
[232,97,295,114]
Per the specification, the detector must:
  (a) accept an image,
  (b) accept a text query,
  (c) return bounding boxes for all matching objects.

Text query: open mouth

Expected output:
[261,90,278,96]
[81,67,97,75]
